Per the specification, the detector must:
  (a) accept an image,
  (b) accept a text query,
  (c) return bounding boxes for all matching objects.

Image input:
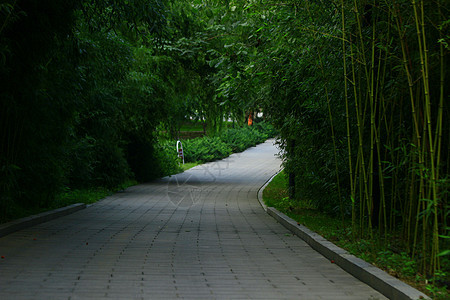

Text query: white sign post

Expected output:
[176,140,184,165]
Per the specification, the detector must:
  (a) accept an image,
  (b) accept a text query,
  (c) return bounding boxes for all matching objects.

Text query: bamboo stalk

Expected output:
[349,0,372,237]
[412,0,440,274]
[368,16,376,235]
[390,1,429,265]
[376,28,389,237]
[341,0,356,236]
[353,0,370,91]
[434,0,445,269]
[349,29,368,237]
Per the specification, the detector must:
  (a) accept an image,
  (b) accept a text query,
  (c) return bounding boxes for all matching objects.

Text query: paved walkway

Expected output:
[0,140,386,299]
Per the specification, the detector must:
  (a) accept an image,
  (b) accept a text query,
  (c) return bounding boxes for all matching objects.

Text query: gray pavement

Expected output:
[0,140,387,299]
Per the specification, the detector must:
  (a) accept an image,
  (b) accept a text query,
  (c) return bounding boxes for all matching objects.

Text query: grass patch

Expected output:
[54,188,113,207]
[1,180,137,224]
[264,171,349,239]
[262,171,289,207]
[263,170,449,299]
[180,162,200,172]
[179,122,204,132]
[54,180,137,208]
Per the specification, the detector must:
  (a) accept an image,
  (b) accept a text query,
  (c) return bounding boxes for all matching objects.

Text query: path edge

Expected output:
[258,172,429,300]
[257,168,283,212]
[0,203,86,238]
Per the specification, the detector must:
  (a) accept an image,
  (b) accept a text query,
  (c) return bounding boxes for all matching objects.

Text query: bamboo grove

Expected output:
[243,0,449,279]
[338,0,449,276]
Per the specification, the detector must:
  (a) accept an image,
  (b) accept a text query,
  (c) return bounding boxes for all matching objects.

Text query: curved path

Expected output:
[0,140,386,299]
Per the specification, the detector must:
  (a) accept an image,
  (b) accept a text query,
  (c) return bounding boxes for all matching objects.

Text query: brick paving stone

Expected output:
[0,140,388,299]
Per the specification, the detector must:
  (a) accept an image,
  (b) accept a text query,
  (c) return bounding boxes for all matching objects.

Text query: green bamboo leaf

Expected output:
[244,4,255,11]
[437,250,450,257]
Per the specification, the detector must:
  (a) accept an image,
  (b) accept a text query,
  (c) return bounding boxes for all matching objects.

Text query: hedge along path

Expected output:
[0,140,386,299]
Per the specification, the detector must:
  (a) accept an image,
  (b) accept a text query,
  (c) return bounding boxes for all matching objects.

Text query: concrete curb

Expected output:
[257,168,283,212]
[258,173,429,300]
[0,203,86,238]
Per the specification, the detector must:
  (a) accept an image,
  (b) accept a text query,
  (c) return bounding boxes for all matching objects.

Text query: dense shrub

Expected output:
[251,122,278,138]
[220,126,265,152]
[182,137,232,163]
[162,122,277,165]
[153,141,183,176]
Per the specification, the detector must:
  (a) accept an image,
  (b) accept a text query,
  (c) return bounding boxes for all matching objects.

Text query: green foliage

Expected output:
[153,140,183,177]
[78,0,168,41]
[55,187,113,207]
[182,137,232,163]
[0,0,81,213]
[0,0,173,220]
[424,270,450,300]
[262,171,288,207]
[181,162,200,172]
[69,29,134,188]
[376,251,417,278]
[220,123,271,152]
[164,122,276,164]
